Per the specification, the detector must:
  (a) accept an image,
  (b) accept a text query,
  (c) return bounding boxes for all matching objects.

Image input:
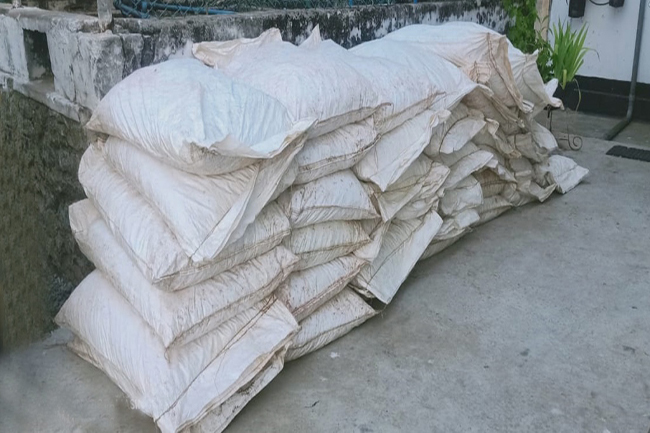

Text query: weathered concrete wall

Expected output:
[0,1,508,351]
[114,1,508,67]
[0,90,93,351]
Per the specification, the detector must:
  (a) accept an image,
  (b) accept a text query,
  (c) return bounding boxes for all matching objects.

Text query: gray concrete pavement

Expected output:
[1,136,650,433]
[537,109,650,148]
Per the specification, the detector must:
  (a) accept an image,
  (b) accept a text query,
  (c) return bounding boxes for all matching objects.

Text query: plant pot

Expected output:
[553,83,580,111]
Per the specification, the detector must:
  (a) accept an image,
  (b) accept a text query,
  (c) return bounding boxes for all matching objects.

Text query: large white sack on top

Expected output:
[276,255,367,322]
[300,27,438,134]
[534,155,589,194]
[69,200,297,350]
[436,142,496,189]
[193,29,382,138]
[86,59,313,175]
[384,23,528,112]
[79,148,291,291]
[56,272,298,433]
[283,220,371,271]
[364,156,449,222]
[474,195,513,226]
[350,38,478,112]
[425,103,486,157]
[352,211,443,304]
[277,170,378,228]
[507,45,562,115]
[293,119,378,184]
[286,288,376,361]
[353,109,448,192]
[439,175,483,217]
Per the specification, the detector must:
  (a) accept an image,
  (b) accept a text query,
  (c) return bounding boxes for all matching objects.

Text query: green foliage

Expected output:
[503,0,553,82]
[550,21,590,89]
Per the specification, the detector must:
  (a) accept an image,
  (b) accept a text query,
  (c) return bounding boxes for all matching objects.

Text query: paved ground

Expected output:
[536,110,650,148]
[1,131,650,432]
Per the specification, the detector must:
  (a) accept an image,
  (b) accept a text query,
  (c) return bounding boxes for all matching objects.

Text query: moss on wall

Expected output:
[0,90,92,351]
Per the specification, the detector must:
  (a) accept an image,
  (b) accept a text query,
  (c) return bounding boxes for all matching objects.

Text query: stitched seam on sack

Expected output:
[291,314,373,352]
[293,261,365,320]
[170,268,287,349]
[364,218,428,284]
[155,297,276,424]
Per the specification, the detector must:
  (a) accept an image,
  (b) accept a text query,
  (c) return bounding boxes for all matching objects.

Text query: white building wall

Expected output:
[549,0,650,84]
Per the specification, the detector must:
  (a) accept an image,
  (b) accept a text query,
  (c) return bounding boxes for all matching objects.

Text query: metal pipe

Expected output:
[604,0,646,140]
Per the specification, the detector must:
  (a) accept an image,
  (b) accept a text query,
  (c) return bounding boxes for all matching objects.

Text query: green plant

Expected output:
[550,21,590,90]
[503,0,553,82]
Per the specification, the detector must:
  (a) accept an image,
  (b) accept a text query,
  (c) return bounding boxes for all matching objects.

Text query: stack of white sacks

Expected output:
[55,22,588,433]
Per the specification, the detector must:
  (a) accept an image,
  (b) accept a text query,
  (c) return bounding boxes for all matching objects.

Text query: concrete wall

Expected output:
[0,1,509,351]
[549,0,649,84]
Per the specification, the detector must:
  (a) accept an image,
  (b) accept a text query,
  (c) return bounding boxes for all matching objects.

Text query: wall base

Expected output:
[562,75,650,121]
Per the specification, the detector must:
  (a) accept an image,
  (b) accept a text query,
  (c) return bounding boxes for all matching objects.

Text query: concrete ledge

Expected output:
[0,4,99,33]
[0,72,91,123]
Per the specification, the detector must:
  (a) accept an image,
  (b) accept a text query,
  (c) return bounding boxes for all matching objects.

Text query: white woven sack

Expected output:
[474,169,511,197]
[364,156,449,222]
[70,200,296,350]
[101,137,302,263]
[474,195,513,226]
[86,59,313,175]
[56,272,298,433]
[101,138,254,262]
[420,232,465,260]
[384,23,528,112]
[277,170,378,228]
[193,29,382,138]
[436,142,496,189]
[276,255,367,322]
[353,218,391,263]
[353,109,448,192]
[434,209,480,242]
[283,220,371,271]
[393,195,440,221]
[350,37,478,112]
[80,144,297,290]
[439,175,483,216]
[534,155,589,194]
[286,288,376,361]
[352,211,443,304]
[179,351,286,433]
[293,118,377,184]
[462,86,524,136]
[300,28,437,134]
[505,40,562,115]
[425,103,486,157]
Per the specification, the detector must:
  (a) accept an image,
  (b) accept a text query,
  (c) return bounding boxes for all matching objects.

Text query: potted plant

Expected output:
[549,21,591,110]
